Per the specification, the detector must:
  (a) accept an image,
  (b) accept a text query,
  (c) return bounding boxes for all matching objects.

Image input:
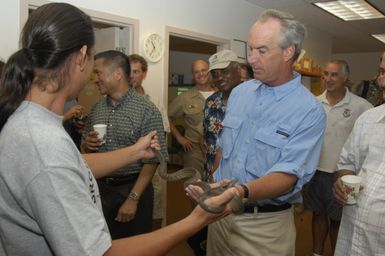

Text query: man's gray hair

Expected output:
[328,59,350,76]
[257,9,307,62]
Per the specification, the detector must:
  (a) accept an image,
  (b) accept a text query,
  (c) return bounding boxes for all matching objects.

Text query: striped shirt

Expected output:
[84,87,168,176]
[336,104,385,255]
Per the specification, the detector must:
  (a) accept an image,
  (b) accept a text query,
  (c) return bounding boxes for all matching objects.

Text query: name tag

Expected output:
[276,130,289,137]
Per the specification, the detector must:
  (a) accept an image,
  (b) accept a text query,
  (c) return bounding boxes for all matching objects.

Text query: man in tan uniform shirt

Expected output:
[168,59,215,175]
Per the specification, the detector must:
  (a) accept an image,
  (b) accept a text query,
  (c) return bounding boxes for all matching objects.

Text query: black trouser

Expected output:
[98,177,153,239]
[187,226,208,256]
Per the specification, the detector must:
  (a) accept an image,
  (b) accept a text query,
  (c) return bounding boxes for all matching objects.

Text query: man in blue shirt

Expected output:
[206,9,326,255]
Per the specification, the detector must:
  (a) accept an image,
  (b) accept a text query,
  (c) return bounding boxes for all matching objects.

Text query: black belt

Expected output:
[243,203,291,213]
[98,173,139,186]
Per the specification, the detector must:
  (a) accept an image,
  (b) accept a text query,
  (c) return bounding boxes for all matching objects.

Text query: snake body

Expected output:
[156,151,243,214]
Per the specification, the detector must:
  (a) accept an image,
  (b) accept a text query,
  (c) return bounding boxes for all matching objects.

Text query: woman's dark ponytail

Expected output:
[0,2,94,132]
[0,49,35,131]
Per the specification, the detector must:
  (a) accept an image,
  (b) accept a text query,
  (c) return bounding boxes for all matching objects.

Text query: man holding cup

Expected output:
[82,50,167,239]
[333,51,385,255]
[92,124,107,143]
[301,60,372,256]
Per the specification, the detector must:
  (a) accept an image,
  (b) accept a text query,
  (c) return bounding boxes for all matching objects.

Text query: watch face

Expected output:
[144,33,164,62]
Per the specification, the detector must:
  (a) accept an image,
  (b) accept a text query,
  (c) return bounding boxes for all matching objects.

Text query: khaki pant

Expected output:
[207,207,295,256]
[152,170,163,219]
[182,142,205,176]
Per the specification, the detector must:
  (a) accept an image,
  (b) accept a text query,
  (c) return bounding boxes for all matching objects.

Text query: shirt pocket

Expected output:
[221,116,243,159]
[184,101,203,126]
[246,127,288,176]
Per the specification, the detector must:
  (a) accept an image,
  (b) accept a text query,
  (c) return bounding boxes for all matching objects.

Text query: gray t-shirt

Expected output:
[0,101,111,255]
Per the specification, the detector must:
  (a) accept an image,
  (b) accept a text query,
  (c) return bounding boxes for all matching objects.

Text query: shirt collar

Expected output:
[254,72,302,101]
[319,87,351,107]
[376,104,385,122]
[191,86,203,98]
[106,87,133,107]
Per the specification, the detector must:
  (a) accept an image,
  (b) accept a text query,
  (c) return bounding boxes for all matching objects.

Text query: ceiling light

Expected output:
[372,34,385,44]
[314,0,384,21]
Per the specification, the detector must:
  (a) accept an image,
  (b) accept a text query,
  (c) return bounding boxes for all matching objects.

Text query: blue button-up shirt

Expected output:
[214,73,326,205]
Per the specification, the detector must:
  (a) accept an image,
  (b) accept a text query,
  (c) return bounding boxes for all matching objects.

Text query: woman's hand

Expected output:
[185,179,232,203]
[135,131,160,160]
[189,187,238,225]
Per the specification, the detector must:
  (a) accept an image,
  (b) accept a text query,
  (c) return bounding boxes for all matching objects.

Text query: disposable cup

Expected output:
[341,175,362,204]
[93,124,107,143]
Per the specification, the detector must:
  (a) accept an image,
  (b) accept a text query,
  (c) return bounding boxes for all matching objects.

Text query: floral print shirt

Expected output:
[203,91,226,180]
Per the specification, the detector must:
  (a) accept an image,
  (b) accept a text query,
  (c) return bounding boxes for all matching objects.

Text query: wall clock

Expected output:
[143,33,164,63]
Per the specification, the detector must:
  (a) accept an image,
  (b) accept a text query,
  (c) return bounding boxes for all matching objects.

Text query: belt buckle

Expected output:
[243,200,258,214]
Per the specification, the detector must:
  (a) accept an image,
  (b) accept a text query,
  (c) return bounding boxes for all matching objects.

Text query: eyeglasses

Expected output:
[378,67,385,76]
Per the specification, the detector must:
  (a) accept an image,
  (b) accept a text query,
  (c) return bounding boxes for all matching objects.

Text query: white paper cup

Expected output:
[341,175,362,204]
[93,124,107,143]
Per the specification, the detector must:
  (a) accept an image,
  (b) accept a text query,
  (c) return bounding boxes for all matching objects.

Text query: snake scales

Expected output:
[156,151,244,214]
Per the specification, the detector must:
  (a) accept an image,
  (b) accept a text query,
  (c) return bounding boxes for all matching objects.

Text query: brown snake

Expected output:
[156,151,244,214]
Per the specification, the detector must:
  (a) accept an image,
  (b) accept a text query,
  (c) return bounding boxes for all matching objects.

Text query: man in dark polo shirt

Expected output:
[82,50,167,239]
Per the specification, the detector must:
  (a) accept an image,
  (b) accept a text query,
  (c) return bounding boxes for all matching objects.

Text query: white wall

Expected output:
[332,51,383,86]
[0,0,333,108]
[0,1,21,60]
[303,26,332,68]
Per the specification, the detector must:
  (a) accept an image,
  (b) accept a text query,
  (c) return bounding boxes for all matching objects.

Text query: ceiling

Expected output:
[244,0,385,54]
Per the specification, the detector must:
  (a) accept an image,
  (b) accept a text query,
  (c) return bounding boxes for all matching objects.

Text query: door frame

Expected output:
[20,0,139,53]
[164,26,230,105]
[162,26,230,225]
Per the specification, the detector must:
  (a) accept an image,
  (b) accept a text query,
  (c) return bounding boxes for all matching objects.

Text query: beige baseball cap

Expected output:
[208,50,238,71]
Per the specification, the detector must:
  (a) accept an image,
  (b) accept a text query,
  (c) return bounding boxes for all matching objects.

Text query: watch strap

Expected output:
[239,184,249,199]
[128,191,139,201]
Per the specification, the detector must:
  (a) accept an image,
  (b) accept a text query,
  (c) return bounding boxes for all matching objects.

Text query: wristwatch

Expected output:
[128,191,139,201]
[239,184,249,199]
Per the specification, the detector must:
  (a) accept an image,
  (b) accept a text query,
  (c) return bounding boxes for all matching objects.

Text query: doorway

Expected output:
[22,0,139,115]
[168,35,217,104]
[165,26,230,105]
[164,27,230,256]
[165,28,229,166]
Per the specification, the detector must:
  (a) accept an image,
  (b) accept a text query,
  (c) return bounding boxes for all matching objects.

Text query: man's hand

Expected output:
[185,179,232,203]
[84,131,104,151]
[177,136,194,152]
[333,177,347,205]
[115,199,138,222]
[333,175,364,205]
